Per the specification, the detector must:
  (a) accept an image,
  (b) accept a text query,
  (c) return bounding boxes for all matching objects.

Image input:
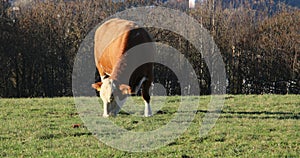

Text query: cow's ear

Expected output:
[92,82,103,92]
[119,84,132,95]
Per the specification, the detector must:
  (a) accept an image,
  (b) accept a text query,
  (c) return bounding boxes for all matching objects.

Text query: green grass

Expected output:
[0,95,299,157]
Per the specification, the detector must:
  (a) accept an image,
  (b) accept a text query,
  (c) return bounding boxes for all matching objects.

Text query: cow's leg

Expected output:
[142,79,152,117]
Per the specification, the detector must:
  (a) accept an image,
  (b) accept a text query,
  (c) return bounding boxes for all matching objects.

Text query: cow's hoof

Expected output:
[144,114,152,117]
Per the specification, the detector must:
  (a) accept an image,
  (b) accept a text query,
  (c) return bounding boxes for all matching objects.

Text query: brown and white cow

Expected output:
[91,18,154,117]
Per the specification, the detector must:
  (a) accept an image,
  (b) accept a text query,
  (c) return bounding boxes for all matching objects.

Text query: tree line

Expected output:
[0,0,299,97]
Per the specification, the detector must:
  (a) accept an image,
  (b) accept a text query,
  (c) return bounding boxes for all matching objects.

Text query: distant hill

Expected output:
[220,0,300,8]
[216,0,299,15]
[8,0,300,9]
[164,0,300,8]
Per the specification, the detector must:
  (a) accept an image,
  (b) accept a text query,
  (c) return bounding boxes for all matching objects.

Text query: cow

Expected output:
[91,18,154,117]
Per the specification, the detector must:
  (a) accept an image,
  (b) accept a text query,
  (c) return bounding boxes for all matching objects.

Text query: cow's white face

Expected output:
[99,78,114,104]
[92,78,131,117]
[100,78,120,116]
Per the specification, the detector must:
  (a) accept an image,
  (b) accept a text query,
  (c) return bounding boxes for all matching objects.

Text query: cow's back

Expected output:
[94,19,138,76]
[94,18,153,82]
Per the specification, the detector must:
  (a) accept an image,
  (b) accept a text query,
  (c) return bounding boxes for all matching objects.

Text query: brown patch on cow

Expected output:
[119,84,132,95]
[92,82,102,91]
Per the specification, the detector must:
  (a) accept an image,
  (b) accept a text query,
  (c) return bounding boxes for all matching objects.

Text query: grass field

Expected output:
[0,95,299,157]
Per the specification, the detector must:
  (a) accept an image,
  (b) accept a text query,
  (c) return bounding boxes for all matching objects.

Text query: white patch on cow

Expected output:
[100,78,113,102]
[144,100,152,117]
[103,112,109,118]
[102,99,109,117]
[100,75,106,82]
[100,78,114,117]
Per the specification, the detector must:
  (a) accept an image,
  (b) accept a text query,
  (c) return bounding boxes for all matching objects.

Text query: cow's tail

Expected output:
[134,77,147,94]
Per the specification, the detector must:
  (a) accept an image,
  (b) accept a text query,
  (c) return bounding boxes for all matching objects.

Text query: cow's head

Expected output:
[92,78,132,117]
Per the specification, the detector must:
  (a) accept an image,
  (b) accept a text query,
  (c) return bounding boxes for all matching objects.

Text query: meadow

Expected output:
[0,95,299,157]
